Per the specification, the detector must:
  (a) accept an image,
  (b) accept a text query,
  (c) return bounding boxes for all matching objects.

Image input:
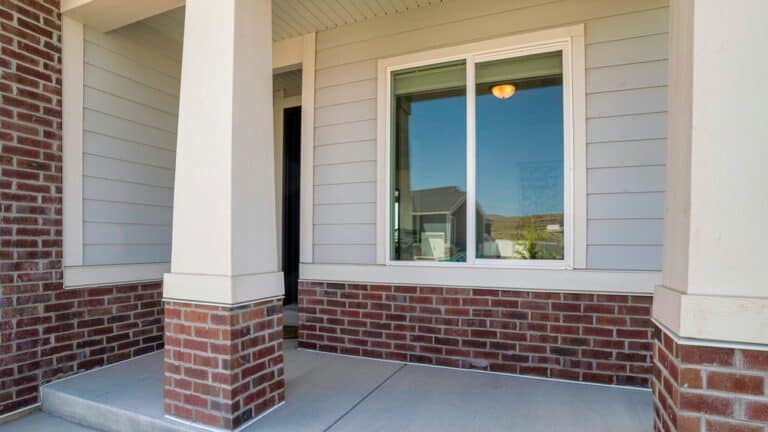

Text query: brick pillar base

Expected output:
[652,323,768,432]
[163,299,285,430]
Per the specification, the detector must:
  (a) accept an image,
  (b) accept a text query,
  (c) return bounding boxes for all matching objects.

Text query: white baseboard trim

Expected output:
[300,263,658,294]
[64,263,168,288]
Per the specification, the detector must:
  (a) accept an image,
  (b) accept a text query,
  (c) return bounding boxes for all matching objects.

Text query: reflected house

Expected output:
[401,186,486,261]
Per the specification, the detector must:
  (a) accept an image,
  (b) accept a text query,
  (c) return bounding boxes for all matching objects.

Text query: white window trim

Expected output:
[376,24,587,270]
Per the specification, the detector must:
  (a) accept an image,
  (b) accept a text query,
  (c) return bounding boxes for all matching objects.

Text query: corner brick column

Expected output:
[161,0,284,429]
[163,299,284,429]
[652,324,768,431]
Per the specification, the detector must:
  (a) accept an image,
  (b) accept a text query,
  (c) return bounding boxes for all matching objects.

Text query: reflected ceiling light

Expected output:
[491,83,516,99]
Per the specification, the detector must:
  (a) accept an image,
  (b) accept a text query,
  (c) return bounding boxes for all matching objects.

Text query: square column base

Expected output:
[652,323,768,432]
[163,298,285,430]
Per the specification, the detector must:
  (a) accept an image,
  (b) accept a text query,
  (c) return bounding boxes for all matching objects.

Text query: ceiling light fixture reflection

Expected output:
[491,83,516,99]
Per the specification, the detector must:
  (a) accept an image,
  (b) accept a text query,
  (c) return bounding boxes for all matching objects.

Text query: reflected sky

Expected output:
[476,83,563,216]
[407,94,466,192]
[405,85,563,216]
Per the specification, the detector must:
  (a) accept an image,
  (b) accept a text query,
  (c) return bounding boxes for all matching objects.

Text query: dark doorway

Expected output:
[282,106,301,306]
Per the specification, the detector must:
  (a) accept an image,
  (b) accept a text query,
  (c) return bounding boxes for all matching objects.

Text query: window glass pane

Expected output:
[475,51,564,260]
[391,61,467,262]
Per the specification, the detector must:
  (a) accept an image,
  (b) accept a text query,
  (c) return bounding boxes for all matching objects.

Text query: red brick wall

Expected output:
[1,0,165,416]
[653,324,768,432]
[298,281,653,387]
[164,299,285,430]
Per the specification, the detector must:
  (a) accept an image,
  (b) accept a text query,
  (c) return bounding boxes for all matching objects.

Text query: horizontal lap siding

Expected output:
[585,7,667,270]
[82,24,181,266]
[313,0,668,270]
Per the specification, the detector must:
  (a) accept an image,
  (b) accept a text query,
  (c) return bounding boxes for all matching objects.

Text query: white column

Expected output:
[164,0,282,305]
[654,0,768,344]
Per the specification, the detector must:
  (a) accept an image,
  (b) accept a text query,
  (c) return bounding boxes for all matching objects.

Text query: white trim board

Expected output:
[62,16,84,268]
[375,24,587,269]
[300,263,658,294]
[64,263,168,288]
[300,32,316,264]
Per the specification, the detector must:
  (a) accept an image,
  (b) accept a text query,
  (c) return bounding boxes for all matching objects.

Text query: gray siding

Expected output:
[81,22,181,266]
[312,0,668,270]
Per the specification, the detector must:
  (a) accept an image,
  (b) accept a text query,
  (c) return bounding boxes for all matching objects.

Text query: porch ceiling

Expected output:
[127,0,448,42]
[270,0,447,41]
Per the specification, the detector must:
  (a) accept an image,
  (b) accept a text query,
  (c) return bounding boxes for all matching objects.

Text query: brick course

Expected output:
[1,0,165,416]
[298,281,654,387]
[164,299,285,430]
[653,323,768,431]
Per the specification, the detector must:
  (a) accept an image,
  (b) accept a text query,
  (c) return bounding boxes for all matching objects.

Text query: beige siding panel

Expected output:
[587,139,666,168]
[83,87,178,132]
[84,132,176,169]
[83,154,174,188]
[586,34,667,68]
[587,60,667,93]
[84,64,179,114]
[315,79,377,107]
[314,224,377,245]
[84,222,172,245]
[587,245,662,270]
[316,60,377,89]
[314,183,377,205]
[315,119,376,146]
[84,201,172,225]
[313,245,377,264]
[83,177,172,207]
[587,192,664,220]
[587,220,663,245]
[85,27,182,75]
[111,23,184,62]
[314,161,377,185]
[586,87,667,118]
[588,166,665,194]
[315,99,376,127]
[587,113,667,143]
[585,7,668,44]
[84,110,176,150]
[315,141,377,165]
[314,203,377,225]
[84,42,180,95]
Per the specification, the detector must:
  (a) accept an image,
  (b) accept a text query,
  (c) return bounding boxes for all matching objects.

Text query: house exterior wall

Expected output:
[299,281,653,387]
[0,0,164,417]
[311,0,668,271]
[80,16,180,266]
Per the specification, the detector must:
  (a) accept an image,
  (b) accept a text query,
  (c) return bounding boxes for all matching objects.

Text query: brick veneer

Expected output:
[1,0,166,416]
[652,323,768,432]
[0,280,164,415]
[298,281,654,387]
[164,299,285,430]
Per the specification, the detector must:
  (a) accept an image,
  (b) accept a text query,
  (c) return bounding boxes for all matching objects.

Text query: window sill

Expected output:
[64,263,169,289]
[300,262,658,294]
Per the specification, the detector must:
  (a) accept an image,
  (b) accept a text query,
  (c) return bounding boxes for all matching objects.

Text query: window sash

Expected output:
[385,39,574,269]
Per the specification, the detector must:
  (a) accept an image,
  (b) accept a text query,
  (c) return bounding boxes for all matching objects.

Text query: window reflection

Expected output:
[391,61,467,261]
[475,52,565,260]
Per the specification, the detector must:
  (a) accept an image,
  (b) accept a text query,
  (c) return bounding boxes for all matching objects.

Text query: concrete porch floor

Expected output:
[1,340,652,432]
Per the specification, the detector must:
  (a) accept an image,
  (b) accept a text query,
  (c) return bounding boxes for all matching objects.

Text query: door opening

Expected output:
[281,106,301,306]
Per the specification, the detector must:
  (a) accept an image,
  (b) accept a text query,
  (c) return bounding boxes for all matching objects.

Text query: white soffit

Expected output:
[271,0,447,41]
[133,0,448,42]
